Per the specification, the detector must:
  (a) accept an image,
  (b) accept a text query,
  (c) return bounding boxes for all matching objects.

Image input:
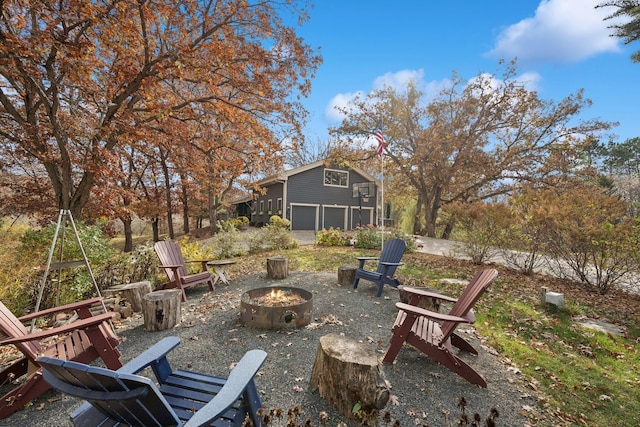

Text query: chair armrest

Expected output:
[399,286,458,303]
[116,336,181,375]
[183,349,267,427]
[184,259,215,264]
[0,312,116,346]
[355,256,378,269]
[379,262,403,267]
[396,302,471,324]
[158,264,182,269]
[17,297,104,322]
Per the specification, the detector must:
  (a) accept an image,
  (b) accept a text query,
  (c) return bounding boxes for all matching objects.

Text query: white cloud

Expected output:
[373,69,425,91]
[325,70,449,122]
[324,91,364,122]
[487,0,621,64]
[515,71,542,91]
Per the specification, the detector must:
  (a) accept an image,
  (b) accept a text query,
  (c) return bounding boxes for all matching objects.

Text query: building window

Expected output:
[267,199,273,215]
[277,198,282,214]
[324,169,348,188]
[259,200,264,215]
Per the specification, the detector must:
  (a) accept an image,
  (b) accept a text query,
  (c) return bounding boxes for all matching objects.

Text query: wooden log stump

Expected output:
[105,281,153,312]
[310,334,390,423]
[142,289,181,331]
[337,265,358,286]
[398,287,441,312]
[266,256,288,279]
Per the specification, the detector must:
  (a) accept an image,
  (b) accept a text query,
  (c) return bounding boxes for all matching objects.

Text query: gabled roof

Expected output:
[256,159,380,187]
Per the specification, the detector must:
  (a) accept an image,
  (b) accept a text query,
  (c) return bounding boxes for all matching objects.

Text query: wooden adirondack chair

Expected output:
[154,240,215,301]
[382,269,498,387]
[0,297,121,419]
[37,336,267,427]
[352,238,407,297]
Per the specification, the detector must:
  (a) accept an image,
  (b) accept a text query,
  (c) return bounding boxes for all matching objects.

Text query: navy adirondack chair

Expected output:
[382,269,498,387]
[352,238,407,297]
[37,336,266,427]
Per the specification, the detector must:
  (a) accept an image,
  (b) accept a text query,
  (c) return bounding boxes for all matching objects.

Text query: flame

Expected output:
[254,288,304,306]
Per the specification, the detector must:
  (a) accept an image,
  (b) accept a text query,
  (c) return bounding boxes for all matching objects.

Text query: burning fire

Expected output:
[253,288,305,307]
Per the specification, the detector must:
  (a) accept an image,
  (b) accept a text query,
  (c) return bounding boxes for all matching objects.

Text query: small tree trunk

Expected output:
[121,217,133,252]
[180,172,190,235]
[152,217,160,242]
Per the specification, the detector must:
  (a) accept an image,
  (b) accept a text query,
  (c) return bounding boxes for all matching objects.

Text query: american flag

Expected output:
[374,128,386,157]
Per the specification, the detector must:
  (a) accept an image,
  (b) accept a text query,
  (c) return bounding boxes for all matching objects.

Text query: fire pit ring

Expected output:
[240,286,313,330]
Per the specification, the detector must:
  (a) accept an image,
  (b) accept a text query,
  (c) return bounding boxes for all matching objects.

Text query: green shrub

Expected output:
[386,229,417,252]
[247,224,298,253]
[353,228,416,251]
[95,241,159,290]
[316,228,351,246]
[16,221,117,308]
[176,237,216,274]
[227,216,249,230]
[209,225,247,258]
[353,228,382,249]
[268,215,291,230]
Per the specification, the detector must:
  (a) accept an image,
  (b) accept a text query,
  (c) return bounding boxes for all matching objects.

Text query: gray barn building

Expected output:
[249,160,381,231]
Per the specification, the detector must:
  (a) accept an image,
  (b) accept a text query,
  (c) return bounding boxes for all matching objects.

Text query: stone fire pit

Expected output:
[240,286,313,330]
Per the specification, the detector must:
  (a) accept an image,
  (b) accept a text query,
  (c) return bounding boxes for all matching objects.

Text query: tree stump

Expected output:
[266,256,288,279]
[105,281,153,312]
[337,265,358,286]
[398,287,441,312]
[142,289,181,331]
[310,334,390,422]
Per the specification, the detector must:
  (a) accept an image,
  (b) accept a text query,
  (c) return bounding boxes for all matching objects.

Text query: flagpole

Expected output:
[374,125,386,251]
[380,153,384,251]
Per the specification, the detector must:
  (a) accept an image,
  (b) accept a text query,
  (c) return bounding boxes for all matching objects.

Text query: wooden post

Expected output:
[142,289,181,331]
[540,286,548,307]
[337,265,358,286]
[105,281,153,312]
[266,257,288,279]
[310,334,390,422]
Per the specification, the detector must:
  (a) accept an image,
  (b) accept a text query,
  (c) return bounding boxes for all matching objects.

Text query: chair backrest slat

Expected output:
[0,300,41,357]
[154,241,188,281]
[441,269,498,339]
[377,239,407,276]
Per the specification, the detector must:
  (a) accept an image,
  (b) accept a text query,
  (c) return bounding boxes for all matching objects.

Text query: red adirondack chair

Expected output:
[154,240,216,301]
[383,269,498,387]
[0,297,121,419]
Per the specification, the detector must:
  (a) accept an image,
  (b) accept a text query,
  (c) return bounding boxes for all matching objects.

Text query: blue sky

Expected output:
[295,0,638,146]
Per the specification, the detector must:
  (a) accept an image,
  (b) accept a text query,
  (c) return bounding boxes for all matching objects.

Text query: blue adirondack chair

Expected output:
[352,238,407,297]
[37,336,266,427]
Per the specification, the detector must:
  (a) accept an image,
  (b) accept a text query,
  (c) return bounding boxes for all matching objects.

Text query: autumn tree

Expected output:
[537,183,640,295]
[331,61,613,237]
[0,0,320,224]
